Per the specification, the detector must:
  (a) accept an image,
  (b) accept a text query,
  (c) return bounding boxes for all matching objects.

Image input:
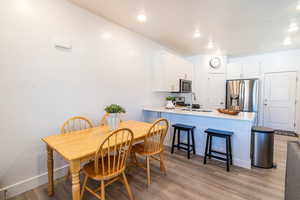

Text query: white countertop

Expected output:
[143,106,256,122]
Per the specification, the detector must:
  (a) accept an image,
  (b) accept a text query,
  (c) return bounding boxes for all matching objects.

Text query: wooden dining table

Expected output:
[42,120,154,200]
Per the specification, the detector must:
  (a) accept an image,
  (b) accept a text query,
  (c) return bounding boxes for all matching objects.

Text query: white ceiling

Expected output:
[69,0,300,57]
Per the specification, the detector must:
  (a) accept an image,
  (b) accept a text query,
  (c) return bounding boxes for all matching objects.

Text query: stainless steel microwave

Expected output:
[179,79,192,93]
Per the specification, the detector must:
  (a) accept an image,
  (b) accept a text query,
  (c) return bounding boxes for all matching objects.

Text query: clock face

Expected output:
[209,57,221,69]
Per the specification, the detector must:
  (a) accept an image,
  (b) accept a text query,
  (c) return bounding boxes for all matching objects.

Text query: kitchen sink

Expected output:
[180,108,213,112]
[194,109,213,112]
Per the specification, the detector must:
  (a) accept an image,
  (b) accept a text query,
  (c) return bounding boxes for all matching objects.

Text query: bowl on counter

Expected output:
[217,108,240,115]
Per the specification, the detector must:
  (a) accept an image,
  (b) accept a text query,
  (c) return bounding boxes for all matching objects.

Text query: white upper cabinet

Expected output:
[227,63,243,79]
[242,62,261,79]
[207,73,226,109]
[152,51,194,92]
[173,55,193,81]
[166,54,180,92]
[152,52,168,92]
[227,62,261,80]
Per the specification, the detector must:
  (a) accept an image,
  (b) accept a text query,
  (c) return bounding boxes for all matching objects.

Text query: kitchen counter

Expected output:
[143,106,256,122]
[143,106,256,169]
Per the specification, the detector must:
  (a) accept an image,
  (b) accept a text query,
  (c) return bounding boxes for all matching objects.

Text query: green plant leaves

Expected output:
[166,96,175,101]
[105,104,126,113]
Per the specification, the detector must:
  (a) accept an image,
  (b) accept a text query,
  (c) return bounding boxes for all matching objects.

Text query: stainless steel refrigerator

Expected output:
[226,79,259,112]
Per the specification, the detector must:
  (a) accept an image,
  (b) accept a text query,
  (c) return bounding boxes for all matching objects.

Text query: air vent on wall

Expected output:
[53,38,72,50]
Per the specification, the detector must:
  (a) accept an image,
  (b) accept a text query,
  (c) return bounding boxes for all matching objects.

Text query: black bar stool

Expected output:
[171,123,196,159]
[203,128,233,172]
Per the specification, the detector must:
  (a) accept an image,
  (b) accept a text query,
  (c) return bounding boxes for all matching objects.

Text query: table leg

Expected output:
[70,160,81,200]
[47,145,54,196]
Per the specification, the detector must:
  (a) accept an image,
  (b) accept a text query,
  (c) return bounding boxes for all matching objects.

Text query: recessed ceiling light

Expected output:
[101,32,112,39]
[193,30,201,38]
[297,2,300,10]
[288,23,298,32]
[137,14,147,23]
[283,37,291,46]
[207,41,214,49]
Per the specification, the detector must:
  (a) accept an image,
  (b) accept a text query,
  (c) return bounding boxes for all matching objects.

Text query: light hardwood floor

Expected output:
[9,135,298,200]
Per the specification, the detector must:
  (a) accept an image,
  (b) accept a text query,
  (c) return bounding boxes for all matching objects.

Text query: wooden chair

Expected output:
[61,116,94,178]
[99,113,123,126]
[99,113,109,126]
[131,118,169,186]
[81,128,134,200]
[61,116,94,134]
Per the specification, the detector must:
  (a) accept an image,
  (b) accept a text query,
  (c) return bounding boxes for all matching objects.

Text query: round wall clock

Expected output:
[209,57,222,69]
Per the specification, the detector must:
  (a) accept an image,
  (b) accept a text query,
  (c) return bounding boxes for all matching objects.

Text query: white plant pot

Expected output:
[107,113,121,131]
[166,100,175,109]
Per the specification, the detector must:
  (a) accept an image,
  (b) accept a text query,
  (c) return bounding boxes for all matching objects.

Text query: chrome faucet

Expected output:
[192,92,197,101]
[188,92,197,110]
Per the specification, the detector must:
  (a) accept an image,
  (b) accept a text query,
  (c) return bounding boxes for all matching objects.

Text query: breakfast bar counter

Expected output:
[143,106,256,169]
[143,106,256,122]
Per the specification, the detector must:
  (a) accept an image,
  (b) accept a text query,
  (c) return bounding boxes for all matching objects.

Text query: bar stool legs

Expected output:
[177,129,181,150]
[208,135,212,159]
[171,128,176,154]
[191,129,196,155]
[171,125,196,159]
[187,130,190,159]
[229,136,233,165]
[203,130,233,172]
[226,136,230,172]
[204,135,210,164]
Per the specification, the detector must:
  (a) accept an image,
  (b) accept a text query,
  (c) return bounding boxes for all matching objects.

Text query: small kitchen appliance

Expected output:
[179,79,192,93]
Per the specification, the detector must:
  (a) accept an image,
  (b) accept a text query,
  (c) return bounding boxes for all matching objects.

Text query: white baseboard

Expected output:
[0,165,69,199]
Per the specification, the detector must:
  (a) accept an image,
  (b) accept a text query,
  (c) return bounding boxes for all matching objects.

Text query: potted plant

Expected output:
[104,104,126,130]
[165,96,176,109]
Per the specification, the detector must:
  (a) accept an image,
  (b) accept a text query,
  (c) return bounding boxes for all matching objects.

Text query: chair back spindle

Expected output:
[61,116,94,134]
[144,118,169,155]
[99,113,110,126]
[99,113,123,126]
[94,128,134,179]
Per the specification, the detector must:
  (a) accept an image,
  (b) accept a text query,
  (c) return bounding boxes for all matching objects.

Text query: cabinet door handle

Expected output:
[220,102,224,105]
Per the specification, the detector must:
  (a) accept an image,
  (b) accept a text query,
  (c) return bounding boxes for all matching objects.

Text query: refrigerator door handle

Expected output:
[240,81,245,111]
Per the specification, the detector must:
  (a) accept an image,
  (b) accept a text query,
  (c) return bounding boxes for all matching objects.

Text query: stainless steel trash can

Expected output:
[251,126,275,168]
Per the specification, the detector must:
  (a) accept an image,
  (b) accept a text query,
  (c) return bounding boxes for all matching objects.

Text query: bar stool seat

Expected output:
[171,123,196,159]
[173,123,195,130]
[204,128,233,172]
[205,128,233,136]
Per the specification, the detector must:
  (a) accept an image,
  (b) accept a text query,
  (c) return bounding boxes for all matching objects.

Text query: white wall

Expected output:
[229,49,300,132]
[187,55,227,107]
[0,0,173,197]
